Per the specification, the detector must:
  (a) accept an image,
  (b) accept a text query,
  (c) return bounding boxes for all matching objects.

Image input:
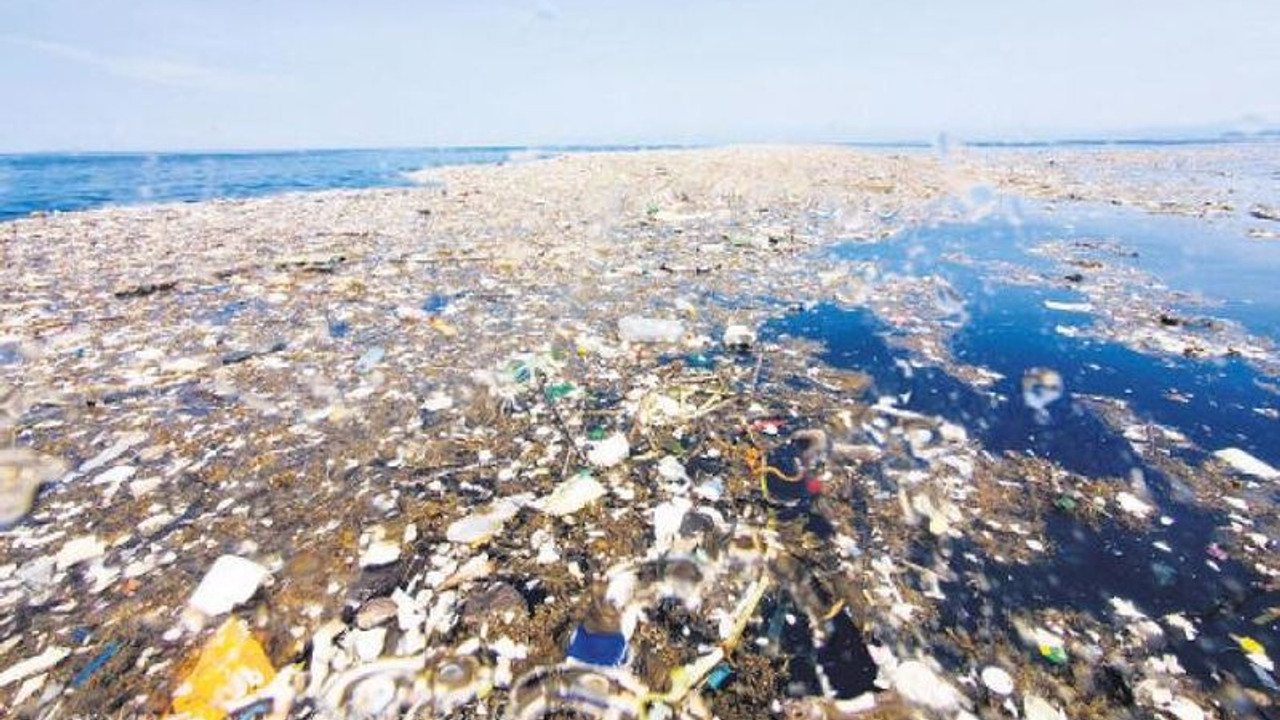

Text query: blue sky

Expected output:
[2,0,1277,151]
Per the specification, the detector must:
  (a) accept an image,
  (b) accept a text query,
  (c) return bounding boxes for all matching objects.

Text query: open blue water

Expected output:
[0,147,524,221]
[0,145,678,221]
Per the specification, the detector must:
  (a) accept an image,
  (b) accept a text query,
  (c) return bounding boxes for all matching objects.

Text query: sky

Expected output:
[1,0,1278,152]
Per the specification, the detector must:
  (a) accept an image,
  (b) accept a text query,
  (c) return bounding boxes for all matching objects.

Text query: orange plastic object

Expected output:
[171,617,276,720]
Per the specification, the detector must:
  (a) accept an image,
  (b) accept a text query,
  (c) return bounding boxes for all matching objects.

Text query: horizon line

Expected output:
[3,130,1279,157]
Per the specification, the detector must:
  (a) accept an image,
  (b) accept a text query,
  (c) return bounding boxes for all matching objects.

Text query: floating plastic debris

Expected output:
[1234,635,1275,672]
[704,663,733,691]
[890,660,962,712]
[1024,694,1068,720]
[0,645,70,689]
[1043,299,1093,313]
[446,496,528,545]
[536,472,606,516]
[421,391,454,412]
[543,381,575,400]
[359,540,401,569]
[1116,491,1155,519]
[79,431,148,473]
[722,324,757,352]
[586,433,630,468]
[933,282,965,316]
[355,346,385,374]
[171,618,276,720]
[1213,447,1280,480]
[566,623,628,666]
[980,665,1014,696]
[1207,542,1230,562]
[683,352,715,369]
[70,641,121,688]
[188,555,270,618]
[355,597,399,631]
[1032,628,1069,666]
[54,534,105,571]
[1165,696,1207,720]
[617,316,685,343]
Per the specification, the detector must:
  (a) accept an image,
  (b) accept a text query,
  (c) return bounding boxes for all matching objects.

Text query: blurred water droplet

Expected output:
[1022,367,1064,423]
[934,283,965,317]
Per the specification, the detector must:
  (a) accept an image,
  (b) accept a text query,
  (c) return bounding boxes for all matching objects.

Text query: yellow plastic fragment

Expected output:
[429,317,459,336]
[171,618,276,720]
[822,600,847,622]
[1235,635,1265,656]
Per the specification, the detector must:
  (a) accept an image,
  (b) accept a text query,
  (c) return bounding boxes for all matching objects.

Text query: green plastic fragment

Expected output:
[544,382,575,400]
[1038,643,1068,665]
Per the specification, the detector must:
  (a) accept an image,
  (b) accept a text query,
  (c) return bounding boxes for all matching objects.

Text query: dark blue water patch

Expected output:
[940,524,1278,696]
[953,284,1280,466]
[832,206,1053,276]
[759,591,878,699]
[762,303,1278,692]
[772,296,1279,474]
[830,220,1280,465]
[764,303,1141,479]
